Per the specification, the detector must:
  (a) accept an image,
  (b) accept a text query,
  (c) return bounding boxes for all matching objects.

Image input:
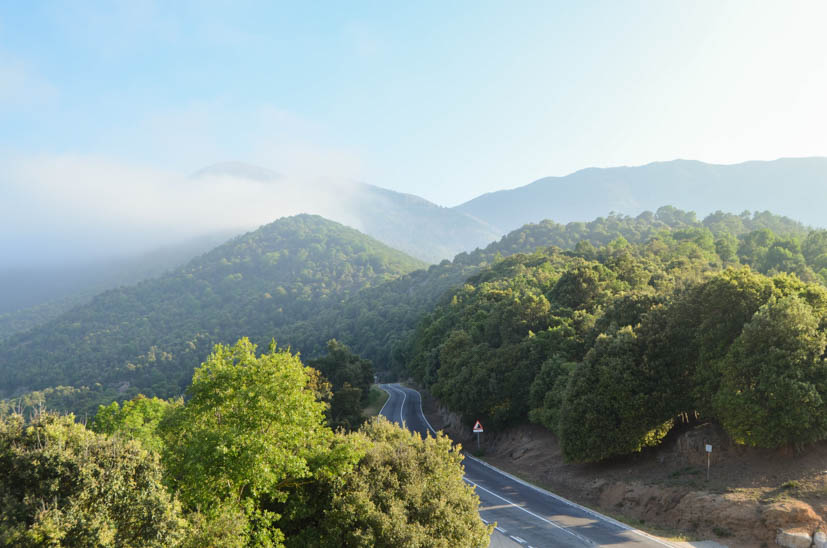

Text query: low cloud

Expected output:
[1,154,362,268]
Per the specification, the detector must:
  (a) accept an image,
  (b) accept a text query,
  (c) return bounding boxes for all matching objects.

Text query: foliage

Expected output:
[282,417,492,548]
[714,296,827,447]
[5,207,827,464]
[91,394,181,453]
[559,328,673,462]
[2,339,492,547]
[160,338,360,546]
[308,340,374,430]
[0,411,186,547]
[410,236,827,460]
[0,215,423,411]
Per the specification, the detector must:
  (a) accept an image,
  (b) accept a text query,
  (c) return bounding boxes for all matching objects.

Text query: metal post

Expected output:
[476,431,480,450]
[704,443,712,481]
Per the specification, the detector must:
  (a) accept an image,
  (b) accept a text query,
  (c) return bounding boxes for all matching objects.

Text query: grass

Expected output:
[362,385,389,417]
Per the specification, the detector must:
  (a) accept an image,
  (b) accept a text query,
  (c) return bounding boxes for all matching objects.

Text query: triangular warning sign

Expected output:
[472,420,483,433]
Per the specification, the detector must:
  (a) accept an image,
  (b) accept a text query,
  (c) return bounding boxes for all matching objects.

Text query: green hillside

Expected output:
[0,215,424,411]
[408,224,827,462]
[277,207,822,377]
[5,206,826,421]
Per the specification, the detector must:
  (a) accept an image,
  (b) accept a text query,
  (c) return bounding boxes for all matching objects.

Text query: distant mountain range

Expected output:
[454,157,827,233]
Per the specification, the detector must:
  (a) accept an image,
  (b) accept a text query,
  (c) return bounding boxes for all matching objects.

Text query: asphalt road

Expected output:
[379,383,677,548]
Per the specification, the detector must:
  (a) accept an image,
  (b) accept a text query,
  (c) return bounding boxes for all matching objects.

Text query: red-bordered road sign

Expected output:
[473,420,483,433]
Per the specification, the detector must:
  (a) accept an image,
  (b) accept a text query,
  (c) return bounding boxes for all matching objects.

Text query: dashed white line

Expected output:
[510,535,527,544]
[465,479,591,545]
[463,453,677,548]
[396,385,677,548]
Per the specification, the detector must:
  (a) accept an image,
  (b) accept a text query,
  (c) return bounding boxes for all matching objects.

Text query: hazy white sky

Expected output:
[1,0,826,264]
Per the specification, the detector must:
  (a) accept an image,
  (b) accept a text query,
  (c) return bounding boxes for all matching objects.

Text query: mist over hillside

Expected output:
[3,159,498,270]
[455,157,827,233]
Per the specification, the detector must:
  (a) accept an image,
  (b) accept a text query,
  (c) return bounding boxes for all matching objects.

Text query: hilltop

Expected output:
[0,215,423,412]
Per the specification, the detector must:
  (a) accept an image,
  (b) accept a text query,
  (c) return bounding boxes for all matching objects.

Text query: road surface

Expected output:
[379,383,677,548]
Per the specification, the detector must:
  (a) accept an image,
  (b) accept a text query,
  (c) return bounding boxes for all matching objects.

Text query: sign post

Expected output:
[705,444,712,481]
[473,420,484,450]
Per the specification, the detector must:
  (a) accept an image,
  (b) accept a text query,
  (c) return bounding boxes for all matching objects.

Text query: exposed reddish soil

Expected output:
[418,389,827,547]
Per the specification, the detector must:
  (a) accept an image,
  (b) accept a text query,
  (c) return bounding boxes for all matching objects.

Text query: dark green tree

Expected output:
[714,296,827,448]
[308,340,374,430]
[559,328,673,462]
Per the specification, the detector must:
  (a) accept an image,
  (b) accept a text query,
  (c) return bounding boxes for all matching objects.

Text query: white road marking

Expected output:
[395,385,408,426]
[510,535,527,544]
[395,384,678,548]
[377,385,393,417]
[466,478,592,545]
[495,526,506,533]
[463,454,677,548]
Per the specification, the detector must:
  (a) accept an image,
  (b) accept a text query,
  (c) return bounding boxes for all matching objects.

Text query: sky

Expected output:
[2,1,827,265]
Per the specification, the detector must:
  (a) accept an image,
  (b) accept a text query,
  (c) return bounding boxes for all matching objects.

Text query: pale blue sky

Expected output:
[1,1,826,209]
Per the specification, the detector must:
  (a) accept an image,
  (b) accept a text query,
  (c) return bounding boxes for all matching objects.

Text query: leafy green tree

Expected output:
[161,338,359,546]
[308,340,374,430]
[559,328,673,462]
[284,417,491,548]
[527,355,575,435]
[714,296,827,448]
[687,268,778,413]
[0,411,186,547]
[737,229,775,267]
[714,233,739,263]
[92,394,180,453]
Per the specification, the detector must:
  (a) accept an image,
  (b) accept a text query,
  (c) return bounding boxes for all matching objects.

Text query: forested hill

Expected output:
[193,162,501,263]
[408,228,827,463]
[4,207,824,416]
[266,207,823,377]
[455,157,827,233]
[0,215,424,409]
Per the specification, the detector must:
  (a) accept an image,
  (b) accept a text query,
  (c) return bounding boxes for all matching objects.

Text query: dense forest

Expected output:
[1,339,490,547]
[0,231,236,340]
[409,231,827,461]
[2,207,824,420]
[4,203,827,545]
[274,206,822,378]
[0,215,423,414]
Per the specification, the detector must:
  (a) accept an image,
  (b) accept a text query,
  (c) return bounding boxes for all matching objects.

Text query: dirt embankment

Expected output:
[419,391,827,547]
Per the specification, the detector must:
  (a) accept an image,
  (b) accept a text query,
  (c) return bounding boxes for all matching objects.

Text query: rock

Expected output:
[813,531,827,548]
[776,529,812,548]
[763,500,822,532]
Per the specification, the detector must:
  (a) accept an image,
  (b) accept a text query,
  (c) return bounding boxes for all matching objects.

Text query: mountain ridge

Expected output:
[454,157,827,233]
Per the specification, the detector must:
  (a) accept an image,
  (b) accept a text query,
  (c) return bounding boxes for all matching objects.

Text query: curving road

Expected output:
[379,383,677,548]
